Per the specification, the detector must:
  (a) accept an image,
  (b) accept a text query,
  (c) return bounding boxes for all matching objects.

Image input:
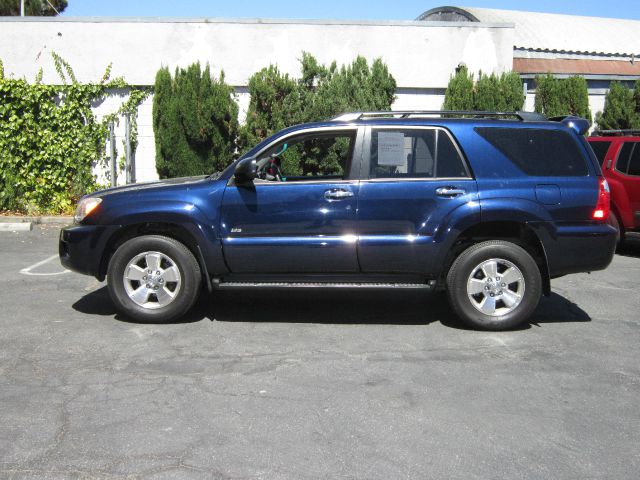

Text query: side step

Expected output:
[216,281,436,290]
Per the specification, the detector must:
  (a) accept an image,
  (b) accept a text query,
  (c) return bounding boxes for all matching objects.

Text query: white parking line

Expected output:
[20,254,70,276]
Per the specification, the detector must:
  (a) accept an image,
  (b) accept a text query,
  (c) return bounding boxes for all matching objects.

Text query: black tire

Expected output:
[107,235,202,323]
[446,240,542,331]
[609,210,624,249]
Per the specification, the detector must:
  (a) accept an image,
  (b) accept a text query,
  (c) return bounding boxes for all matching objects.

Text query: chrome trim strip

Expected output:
[360,177,473,183]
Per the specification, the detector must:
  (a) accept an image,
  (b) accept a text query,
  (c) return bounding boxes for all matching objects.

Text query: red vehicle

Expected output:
[588,131,640,244]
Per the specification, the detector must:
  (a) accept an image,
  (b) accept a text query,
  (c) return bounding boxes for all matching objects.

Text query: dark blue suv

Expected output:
[59,111,617,330]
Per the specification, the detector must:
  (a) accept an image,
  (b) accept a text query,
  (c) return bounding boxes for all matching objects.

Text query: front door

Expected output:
[220,127,363,273]
[357,126,479,273]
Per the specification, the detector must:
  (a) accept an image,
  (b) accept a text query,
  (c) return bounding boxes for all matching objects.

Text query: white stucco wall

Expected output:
[0,18,514,88]
[0,17,514,183]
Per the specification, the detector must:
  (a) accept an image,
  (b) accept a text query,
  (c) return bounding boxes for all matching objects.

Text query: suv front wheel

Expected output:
[107,235,202,323]
[446,240,542,331]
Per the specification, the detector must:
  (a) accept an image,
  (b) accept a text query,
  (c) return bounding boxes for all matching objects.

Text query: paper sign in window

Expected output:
[378,132,405,166]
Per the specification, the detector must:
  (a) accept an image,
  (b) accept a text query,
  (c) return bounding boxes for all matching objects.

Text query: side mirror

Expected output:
[234,157,257,184]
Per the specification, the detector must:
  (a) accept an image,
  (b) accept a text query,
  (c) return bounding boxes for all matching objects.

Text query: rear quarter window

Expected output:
[475,127,589,177]
[588,141,611,166]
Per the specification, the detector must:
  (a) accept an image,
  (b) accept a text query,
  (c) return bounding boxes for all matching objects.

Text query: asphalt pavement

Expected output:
[1,225,639,479]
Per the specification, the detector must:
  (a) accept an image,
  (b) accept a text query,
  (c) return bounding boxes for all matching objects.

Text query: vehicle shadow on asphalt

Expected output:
[73,286,591,331]
[616,235,640,259]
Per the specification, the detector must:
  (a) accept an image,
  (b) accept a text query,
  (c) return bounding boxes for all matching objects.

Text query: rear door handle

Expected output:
[435,187,466,198]
[324,189,354,201]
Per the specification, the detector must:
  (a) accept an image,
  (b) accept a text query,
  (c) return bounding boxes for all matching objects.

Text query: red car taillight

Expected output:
[592,177,610,220]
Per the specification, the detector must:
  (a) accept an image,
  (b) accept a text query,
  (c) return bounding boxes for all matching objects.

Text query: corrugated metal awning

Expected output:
[513,58,640,76]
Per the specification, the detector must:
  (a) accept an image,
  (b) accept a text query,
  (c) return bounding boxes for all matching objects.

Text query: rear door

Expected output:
[357,126,479,273]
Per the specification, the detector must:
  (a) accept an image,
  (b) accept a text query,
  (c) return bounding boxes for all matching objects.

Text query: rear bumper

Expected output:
[59,224,120,279]
[537,222,618,277]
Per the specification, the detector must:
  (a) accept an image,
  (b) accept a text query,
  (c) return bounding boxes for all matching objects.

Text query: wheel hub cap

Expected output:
[123,251,182,310]
[466,258,525,317]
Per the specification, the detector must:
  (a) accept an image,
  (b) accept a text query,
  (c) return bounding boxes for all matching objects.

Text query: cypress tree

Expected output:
[240,53,397,172]
[498,71,525,111]
[239,64,302,150]
[443,66,474,111]
[596,81,640,131]
[153,62,238,179]
[445,69,524,112]
[534,74,591,121]
[474,72,501,111]
[562,76,591,121]
[534,74,565,117]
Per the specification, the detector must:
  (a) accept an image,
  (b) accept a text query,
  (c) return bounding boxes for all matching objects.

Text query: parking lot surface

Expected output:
[1,226,639,479]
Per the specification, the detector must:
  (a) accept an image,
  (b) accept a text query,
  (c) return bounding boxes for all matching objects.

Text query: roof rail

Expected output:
[330,110,547,122]
[592,129,640,137]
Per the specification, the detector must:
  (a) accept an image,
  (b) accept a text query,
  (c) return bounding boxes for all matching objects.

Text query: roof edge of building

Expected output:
[0,15,514,28]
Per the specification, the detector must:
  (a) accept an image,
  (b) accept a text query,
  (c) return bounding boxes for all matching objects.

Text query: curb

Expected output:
[0,216,73,225]
[0,222,33,232]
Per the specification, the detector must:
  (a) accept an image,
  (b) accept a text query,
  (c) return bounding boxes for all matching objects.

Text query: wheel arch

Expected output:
[98,221,218,286]
[441,220,551,296]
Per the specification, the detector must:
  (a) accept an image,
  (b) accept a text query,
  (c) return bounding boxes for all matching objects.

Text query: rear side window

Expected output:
[369,128,468,179]
[629,144,640,176]
[589,141,611,166]
[475,127,588,177]
[616,142,636,175]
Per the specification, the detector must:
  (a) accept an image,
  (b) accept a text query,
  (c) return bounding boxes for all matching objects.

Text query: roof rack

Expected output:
[331,110,547,122]
[592,129,640,137]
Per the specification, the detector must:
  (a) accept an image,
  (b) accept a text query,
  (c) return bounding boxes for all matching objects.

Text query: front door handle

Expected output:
[435,187,466,198]
[324,189,354,201]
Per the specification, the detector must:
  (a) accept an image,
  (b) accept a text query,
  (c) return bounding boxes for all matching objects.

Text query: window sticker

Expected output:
[378,132,405,166]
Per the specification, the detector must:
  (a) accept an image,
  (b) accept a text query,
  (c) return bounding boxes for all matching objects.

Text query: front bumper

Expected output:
[59,224,120,279]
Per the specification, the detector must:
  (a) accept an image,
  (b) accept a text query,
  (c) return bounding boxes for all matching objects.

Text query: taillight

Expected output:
[592,177,610,221]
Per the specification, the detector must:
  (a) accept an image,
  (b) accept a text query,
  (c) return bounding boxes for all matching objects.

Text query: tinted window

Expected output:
[438,132,469,177]
[629,144,640,176]
[257,132,355,182]
[616,142,635,174]
[589,141,611,166]
[370,129,467,179]
[475,127,588,177]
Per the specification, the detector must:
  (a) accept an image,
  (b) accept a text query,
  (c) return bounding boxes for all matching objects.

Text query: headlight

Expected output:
[74,197,102,223]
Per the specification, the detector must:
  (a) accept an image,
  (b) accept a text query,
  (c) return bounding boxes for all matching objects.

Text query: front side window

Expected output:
[369,128,468,179]
[256,131,356,182]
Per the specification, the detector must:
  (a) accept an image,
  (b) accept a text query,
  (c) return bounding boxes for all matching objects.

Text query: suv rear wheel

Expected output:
[446,240,542,330]
[107,235,202,323]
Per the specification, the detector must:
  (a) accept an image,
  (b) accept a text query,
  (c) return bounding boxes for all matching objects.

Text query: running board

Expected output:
[216,281,436,290]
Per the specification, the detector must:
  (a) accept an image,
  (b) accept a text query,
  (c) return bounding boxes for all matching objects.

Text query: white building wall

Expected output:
[0,17,514,183]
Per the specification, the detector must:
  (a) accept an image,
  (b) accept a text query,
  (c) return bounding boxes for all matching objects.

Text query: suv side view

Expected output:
[60,111,617,331]
[588,131,640,245]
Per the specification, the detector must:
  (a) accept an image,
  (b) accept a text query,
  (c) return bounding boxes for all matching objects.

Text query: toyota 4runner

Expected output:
[60,111,617,331]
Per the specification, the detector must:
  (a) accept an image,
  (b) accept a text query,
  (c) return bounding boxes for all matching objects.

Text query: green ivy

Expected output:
[0,53,149,214]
